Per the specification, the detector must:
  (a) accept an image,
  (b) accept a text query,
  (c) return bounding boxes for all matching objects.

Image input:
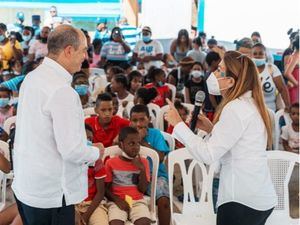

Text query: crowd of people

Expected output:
[0,6,299,225]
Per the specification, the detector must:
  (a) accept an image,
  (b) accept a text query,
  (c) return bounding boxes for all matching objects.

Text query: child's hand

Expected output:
[138,127,148,140]
[115,198,130,213]
[132,155,145,171]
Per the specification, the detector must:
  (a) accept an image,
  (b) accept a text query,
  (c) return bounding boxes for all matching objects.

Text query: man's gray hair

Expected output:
[47,25,82,55]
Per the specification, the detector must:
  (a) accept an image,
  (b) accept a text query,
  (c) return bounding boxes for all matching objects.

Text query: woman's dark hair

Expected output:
[9,59,23,70]
[23,26,34,38]
[252,43,266,51]
[198,31,206,38]
[148,68,165,82]
[136,87,158,105]
[292,34,299,50]
[105,65,125,75]
[128,70,142,89]
[110,27,124,41]
[193,37,202,47]
[92,38,102,50]
[207,38,217,46]
[193,61,204,70]
[251,31,261,38]
[0,86,12,95]
[113,74,128,89]
[177,29,189,47]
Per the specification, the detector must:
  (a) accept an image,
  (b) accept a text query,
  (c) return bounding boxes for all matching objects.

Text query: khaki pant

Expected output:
[75,201,108,225]
[106,199,150,223]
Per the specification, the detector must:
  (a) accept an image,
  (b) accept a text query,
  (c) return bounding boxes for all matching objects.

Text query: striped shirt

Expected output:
[1,75,25,91]
[100,41,129,61]
[120,24,140,51]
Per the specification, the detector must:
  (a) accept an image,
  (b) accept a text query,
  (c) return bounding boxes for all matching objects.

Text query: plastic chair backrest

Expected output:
[161,131,175,151]
[83,107,97,118]
[0,141,9,161]
[3,116,16,134]
[168,148,215,218]
[147,103,161,129]
[165,83,176,102]
[90,68,105,77]
[274,109,292,150]
[0,170,7,211]
[267,150,298,212]
[91,76,108,101]
[103,146,159,219]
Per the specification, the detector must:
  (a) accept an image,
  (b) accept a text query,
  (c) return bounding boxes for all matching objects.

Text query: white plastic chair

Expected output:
[161,131,175,151]
[3,116,16,134]
[0,170,7,211]
[274,109,292,150]
[90,76,108,102]
[168,148,216,225]
[165,83,176,102]
[83,107,96,118]
[148,103,161,129]
[90,68,105,77]
[103,146,159,225]
[265,150,299,225]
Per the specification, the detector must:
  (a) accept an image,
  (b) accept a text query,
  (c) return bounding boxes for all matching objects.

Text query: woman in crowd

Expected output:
[100,27,131,70]
[252,43,290,112]
[128,70,143,95]
[21,26,34,63]
[28,26,50,61]
[170,29,192,62]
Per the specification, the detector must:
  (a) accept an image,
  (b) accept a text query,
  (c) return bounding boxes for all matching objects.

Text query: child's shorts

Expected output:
[75,201,108,225]
[106,199,150,223]
[147,176,170,200]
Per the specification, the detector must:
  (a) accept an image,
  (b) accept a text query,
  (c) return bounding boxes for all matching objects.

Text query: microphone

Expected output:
[190,90,206,133]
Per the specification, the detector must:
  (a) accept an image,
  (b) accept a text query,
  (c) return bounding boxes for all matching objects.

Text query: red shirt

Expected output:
[85,116,130,147]
[85,159,106,201]
[145,83,170,107]
[167,123,189,149]
[105,156,150,200]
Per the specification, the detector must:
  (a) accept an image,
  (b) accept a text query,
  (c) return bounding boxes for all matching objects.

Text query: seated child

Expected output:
[75,124,108,225]
[85,93,130,147]
[167,101,189,149]
[72,71,91,108]
[281,103,299,154]
[105,127,151,225]
[129,105,170,225]
[0,87,14,128]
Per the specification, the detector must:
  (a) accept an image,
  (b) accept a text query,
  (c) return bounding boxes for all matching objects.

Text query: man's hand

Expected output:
[164,99,183,126]
[93,142,105,159]
[138,127,148,140]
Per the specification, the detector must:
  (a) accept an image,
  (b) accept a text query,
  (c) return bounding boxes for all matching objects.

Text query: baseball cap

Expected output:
[142,26,152,34]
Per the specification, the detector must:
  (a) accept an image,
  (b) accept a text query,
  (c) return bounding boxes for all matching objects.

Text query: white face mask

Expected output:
[122,151,135,160]
[206,72,231,96]
[190,70,204,78]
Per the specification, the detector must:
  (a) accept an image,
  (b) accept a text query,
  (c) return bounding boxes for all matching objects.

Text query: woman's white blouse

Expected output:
[172,91,277,210]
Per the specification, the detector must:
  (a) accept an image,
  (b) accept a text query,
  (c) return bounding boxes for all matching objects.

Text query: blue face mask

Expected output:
[158,81,164,87]
[75,85,89,96]
[0,98,10,107]
[0,35,5,42]
[142,35,151,43]
[252,58,266,67]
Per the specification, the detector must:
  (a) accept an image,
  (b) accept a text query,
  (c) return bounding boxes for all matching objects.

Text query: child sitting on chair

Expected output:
[75,124,108,225]
[281,103,299,154]
[105,126,151,225]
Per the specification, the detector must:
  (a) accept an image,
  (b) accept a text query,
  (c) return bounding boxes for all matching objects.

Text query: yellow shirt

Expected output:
[0,40,22,69]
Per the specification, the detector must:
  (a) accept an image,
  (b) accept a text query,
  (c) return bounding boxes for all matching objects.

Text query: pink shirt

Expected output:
[29,40,48,60]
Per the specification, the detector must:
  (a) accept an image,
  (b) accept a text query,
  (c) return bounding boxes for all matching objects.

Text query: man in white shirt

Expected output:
[132,26,164,70]
[12,25,102,225]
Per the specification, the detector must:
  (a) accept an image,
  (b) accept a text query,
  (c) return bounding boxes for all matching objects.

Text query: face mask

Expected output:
[75,85,89,96]
[158,81,164,87]
[206,72,232,96]
[41,37,48,43]
[0,98,10,107]
[10,97,18,106]
[122,151,135,160]
[252,58,266,67]
[0,35,5,42]
[142,35,151,42]
[191,70,204,78]
[22,34,31,42]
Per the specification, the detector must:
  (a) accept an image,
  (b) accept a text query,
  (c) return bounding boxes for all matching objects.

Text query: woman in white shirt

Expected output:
[165,51,277,225]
